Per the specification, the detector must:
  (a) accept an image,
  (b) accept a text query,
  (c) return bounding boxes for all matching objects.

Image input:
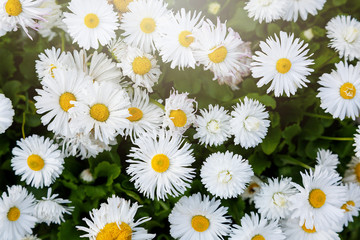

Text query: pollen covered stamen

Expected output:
[7,207,20,221]
[127,107,143,122]
[341,201,355,212]
[276,58,292,74]
[340,82,356,99]
[5,0,22,16]
[248,183,260,193]
[302,223,316,233]
[206,119,220,133]
[27,154,45,171]
[179,30,194,47]
[90,103,110,122]
[96,222,132,240]
[50,64,57,78]
[309,189,326,208]
[208,46,227,63]
[252,234,265,240]
[151,154,170,173]
[140,18,156,33]
[344,27,359,43]
[59,92,76,112]
[84,13,100,29]
[113,0,133,13]
[169,109,187,127]
[191,215,210,232]
[132,56,152,75]
[218,170,232,183]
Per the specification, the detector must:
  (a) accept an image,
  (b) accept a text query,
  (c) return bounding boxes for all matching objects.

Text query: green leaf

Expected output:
[261,126,282,155]
[247,93,276,109]
[93,161,121,186]
[2,80,22,104]
[0,48,16,80]
[227,4,257,33]
[248,151,271,175]
[332,0,347,6]
[58,220,82,240]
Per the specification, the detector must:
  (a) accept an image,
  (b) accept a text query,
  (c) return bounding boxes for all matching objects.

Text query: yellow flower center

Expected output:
[302,223,316,233]
[50,64,57,78]
[169,109,187,127]
[341,200,355,212]
[251,235,265,240]
[84,13,100,29]
[5,0,22,16]
[113,0,133,13]
[178,30,194,47]
[7,207,20,221]
[96,222,132,240]
[276,58,292,74]
[308,189,326,208]
[127,107,143,122]
[151,154,170,173]
[27,154,45,171]
[59,92,76,112]
[340,82,356,99]
[248,182,260,193]
[140,18,156,33]
[132,56,152,75]
[90,104,110,122]
[208,46,227,63]
[191,215,210,232]
[218,170,232,183]
[356,163,360,182]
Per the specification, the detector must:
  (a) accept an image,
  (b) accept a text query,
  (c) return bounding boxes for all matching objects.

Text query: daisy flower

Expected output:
[164,89,197,134]
[193,104,232,147]
[326,15,360,61]
[108,37,128,63]
[77,195,155,239]
[119,46,161,92]
[208,2,221,15]
[0,93,14,134]
[252,31,314,97]
[68,81,131,145]
[230,97,270,149]
[289,167,346,231]
[0,0,50,39]
[315,148,339,172]
[317,61,360,120]
[124,88,164,141]
[156,9,203,69]
[244,0,287,23]
[34,188,73,225]
[63,0,119,50]
[200,151,254,199]
[241,176,263,203]
[354,125,360,158]
[192,18,246,81]
[254,177,297,220]
[79,168,95,183]
[282,0,326,22]
[120,0,170,53]
[11,135,64,188]
[0,185,37,240]
[126,129,195,200]
[282,218,340,240]
[343,156,360,185]
[34,69,92,136]
[341,183,360,227]
[168,193,231,240]
[229,212,286,240]
[87,51,123,84]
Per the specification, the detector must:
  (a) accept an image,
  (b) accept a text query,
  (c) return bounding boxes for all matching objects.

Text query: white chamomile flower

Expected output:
[35,47,73,80]
[193,104,231,147]
[126,129,195,200]
[282,0,326,22]
[282,218,340,240]
[289,167,346,231]
[341,183,360,227]
[120,0,170,53]
[35,188,73,225]
[229,212,286,240]
[77,195,155,239]
[164,89,197,134]
[156,9,203,70]
[315,148,339,172]
[0,0,50,39]
[317,61,360,120]
[200,151,254,199]
[108,37,128,63]
[120,46,161,92]
[168,193,231,240]
[38,0,67,41]
[11,135,64,188]
[254,177,297,220]
[21,235,41,240]
[208,2,221,15]
[88,51,123,84]
[0,93,14,134]
[252,31,314,97]
[69,81,131,145]
[124,88,164,141]
[326,15,360,61]
[354,125,360,158]
[63,0,119,50]
[193,18,246,81]
[230,97,270,149]
[34,69,92,136]
[242,176,263,203]
[0,185,37,240]
[344,156,360,186]
[244,0,287,23]
[79,168,95,183]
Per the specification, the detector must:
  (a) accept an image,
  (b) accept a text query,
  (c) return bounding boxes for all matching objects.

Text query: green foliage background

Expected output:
[0,0,360,239]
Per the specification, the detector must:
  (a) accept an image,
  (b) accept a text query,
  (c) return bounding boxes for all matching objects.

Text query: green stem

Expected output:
[60,31,65,52]
[22,112,26,139]
[319,136,353,141]
[150,98,165,111]
[304,112,333,120]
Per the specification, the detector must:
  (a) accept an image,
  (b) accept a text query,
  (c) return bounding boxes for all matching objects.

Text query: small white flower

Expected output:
[343,156,360,186]
[242,176,263,203]
[244,0,287,23]
[38,0,67,41]
[315,148,339,172]
[282,0,326,22]
[108,37,128,63]
[341,183,360,227]
[0,93,14,134]
[79,168,95,183]
[208,2,221,15]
